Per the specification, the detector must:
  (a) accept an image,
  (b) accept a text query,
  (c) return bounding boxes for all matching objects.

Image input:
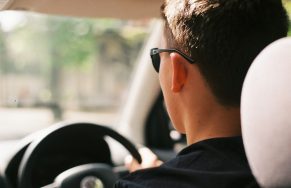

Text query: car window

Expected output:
[0,11,153,140]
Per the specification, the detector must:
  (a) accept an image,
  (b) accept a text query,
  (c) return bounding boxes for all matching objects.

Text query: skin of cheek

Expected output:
[159,53,185,133]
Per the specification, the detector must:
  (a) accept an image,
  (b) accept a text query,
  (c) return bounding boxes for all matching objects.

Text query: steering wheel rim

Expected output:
[18,122,142,188]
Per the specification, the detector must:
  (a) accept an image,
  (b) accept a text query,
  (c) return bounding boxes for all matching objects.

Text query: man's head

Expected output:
[155,0,288,136]
[160,0,288,106]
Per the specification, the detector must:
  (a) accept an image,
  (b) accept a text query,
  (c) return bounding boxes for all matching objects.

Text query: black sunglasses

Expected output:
[150,48,195,73]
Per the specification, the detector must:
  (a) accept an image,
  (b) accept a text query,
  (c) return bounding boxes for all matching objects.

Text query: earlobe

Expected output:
[170,53,187,93]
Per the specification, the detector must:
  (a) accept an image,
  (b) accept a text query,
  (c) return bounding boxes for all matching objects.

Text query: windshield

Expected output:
[0,11,153,140]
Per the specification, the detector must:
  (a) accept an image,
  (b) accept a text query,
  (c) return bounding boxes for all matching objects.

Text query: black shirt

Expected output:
[115,136,259,188]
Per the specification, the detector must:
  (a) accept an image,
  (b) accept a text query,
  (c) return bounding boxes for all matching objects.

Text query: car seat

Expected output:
[241,37,291,187]
[0,173,5,188]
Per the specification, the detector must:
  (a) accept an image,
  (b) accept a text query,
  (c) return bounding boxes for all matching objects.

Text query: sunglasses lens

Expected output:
[151,54,160,73]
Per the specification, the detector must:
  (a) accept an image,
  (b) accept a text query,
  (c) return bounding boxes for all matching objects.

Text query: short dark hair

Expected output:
[161,0,289,106]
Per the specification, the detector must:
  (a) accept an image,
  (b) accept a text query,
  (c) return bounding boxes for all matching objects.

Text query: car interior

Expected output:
[241,37,291,188]
[0,0,290,188]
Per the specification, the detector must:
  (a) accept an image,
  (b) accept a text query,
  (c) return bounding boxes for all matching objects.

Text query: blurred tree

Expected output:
[0,12,150,115]
[283,0,291,35]
[0,23,13,75]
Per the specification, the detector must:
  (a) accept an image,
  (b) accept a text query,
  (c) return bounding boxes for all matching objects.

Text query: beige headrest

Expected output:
[241,37,291,187]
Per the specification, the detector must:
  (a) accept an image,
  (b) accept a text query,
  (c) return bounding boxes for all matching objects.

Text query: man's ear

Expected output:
[170,53,187,93]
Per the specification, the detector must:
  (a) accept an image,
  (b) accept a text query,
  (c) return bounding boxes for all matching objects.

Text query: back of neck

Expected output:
[185,106,241,145]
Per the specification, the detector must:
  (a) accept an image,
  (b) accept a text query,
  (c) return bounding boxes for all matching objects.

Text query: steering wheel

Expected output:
[17,122,142,188]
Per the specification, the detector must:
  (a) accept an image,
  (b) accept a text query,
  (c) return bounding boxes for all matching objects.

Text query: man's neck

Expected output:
[184,106,241,145]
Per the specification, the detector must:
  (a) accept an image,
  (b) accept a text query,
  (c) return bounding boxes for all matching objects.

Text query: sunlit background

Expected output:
[0,11,153,139]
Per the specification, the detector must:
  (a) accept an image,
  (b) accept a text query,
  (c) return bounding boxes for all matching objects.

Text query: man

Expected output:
[115,0,289,187]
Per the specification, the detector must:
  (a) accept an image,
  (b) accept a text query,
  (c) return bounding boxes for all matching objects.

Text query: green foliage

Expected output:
[0,28,8,73]
[0,13,149,73]
[283,0,291,35]
[45,17,96,69]
[283,0,291,13]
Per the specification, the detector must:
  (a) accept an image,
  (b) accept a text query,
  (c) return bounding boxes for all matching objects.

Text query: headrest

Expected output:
[241,37,291,187]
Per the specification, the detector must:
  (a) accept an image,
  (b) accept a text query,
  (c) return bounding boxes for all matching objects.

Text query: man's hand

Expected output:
[125,147,163,172]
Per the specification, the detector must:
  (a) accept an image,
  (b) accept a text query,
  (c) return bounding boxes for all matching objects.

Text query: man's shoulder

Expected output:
[115,137,259,188]
[172,136,252,171]
[115,163,259,188]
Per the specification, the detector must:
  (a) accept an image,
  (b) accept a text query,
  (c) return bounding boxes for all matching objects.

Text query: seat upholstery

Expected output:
[241,37,291,187]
